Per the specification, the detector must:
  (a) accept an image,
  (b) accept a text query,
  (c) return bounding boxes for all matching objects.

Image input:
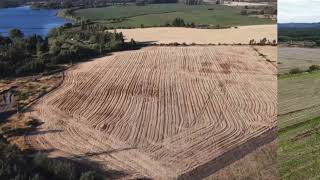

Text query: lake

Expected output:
[0,6,70,37]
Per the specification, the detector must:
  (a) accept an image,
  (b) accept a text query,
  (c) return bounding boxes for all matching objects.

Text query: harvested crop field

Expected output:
[25,46,276,179]
[116,25,277,45]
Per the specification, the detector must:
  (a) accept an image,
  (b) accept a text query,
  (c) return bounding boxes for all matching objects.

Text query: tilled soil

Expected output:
[25,46,277,179]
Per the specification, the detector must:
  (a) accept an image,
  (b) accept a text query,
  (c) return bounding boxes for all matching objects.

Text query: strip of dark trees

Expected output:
[0,0,23,8]
[0,22,138,78]
[279,28,320,46]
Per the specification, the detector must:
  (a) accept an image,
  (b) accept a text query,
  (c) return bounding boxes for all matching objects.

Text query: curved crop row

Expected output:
[26,46,277,179]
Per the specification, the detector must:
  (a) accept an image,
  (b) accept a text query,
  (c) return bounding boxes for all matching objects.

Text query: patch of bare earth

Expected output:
[115,25,277,45]
[25,46,276,179]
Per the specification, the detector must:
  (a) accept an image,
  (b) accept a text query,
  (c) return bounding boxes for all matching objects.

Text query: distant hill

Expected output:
[278,23,320,46]
[279,23,320,29]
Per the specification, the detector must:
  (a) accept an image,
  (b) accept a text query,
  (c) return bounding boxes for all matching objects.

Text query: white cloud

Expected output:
[278,0,320,23]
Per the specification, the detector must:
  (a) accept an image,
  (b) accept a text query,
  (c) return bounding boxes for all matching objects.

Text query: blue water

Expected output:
[0,6,70,37]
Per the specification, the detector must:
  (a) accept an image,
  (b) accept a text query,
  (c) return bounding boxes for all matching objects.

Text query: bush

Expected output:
[259,38,268,45]
[0,137,28,179]
[241,10,248,15]
[129,38,137,46]
[63,23,73,28]
[33,153,78,180]
[9,28,24,39]
[249,39,255,45]
[15,59,45,76]
[26,118,42,127]
[289,68,302,74]
[172,17,185,27]
[309,65,320,72]
[80,171,104,180]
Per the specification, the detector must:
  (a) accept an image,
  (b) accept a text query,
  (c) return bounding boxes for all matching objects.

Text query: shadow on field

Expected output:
[23,146,134,179]
[0,110,16,122]
[137,41,158,46]
[28,129,63,136]
[78,147,136,158]
[69,150,134,179]
[178,128,277,180]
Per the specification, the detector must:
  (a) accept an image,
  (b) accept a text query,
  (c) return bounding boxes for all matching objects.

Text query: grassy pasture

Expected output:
[278,46,320,179]
[278,47,320,74]
[278,71,320,129]
[278,116,320,180]
[72,4,275,28]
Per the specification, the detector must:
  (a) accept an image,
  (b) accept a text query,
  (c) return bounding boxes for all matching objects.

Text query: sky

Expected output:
[278,0,320,23]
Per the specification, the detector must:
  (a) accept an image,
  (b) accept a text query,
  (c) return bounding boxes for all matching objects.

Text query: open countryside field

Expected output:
[278,72,320,130]
[25,46,277,179]
[278,47,320,74]
[116,25,277,44]
[72,4,275,28]
[278,46,320,179]
[278,116,320,179]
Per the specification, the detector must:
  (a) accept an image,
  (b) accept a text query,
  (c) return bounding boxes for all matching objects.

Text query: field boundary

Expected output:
[136,43,277,47]
[178,127,276,179]
[98,10,179,21]
[279,116,320,133]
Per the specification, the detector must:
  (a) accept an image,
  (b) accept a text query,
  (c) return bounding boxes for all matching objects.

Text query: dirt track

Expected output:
[25,46,276,179]
[116,25,277,45]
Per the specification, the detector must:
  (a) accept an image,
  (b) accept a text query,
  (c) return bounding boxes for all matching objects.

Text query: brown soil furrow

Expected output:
[26,46,276,179]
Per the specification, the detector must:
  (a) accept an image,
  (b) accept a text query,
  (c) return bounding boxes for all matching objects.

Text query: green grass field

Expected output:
[72,4,275,28]
[278,69,320,129]
[278,58,320,179]
[278,116,320,180]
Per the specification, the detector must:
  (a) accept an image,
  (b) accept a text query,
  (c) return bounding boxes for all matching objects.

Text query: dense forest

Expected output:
[0,22,138,78]
[279,28,320,46]
[0,0,23,8]
[0,0,179,9]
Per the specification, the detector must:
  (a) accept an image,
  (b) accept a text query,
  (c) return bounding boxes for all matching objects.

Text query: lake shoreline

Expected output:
[0,6,71,37]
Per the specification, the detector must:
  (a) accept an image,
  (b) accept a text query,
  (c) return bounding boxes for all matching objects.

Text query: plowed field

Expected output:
[26,46,276,179]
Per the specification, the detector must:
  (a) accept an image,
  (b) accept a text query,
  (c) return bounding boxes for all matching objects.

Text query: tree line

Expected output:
[0,0,23,8]
[279,28,320,46]
[0,22,138,78]
[30,0,178,10]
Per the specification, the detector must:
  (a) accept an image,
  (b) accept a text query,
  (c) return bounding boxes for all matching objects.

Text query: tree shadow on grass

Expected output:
[79,147,136,158]
[1,119,49,138]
